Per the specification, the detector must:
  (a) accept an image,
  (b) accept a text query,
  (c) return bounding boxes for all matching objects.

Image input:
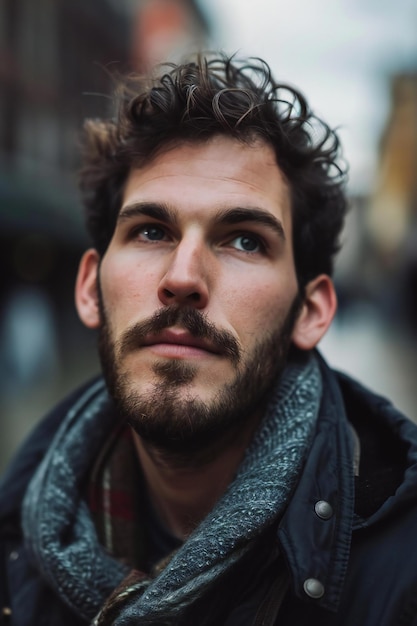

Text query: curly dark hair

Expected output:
[79,53,347,288]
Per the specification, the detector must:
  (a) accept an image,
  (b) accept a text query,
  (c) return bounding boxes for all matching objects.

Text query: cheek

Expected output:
[223,272,298,340]
[100,254,161,322]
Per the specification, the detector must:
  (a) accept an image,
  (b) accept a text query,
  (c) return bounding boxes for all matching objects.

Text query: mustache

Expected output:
[118,307,241,365]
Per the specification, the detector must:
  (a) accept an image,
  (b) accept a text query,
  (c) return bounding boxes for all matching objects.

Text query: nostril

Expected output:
[162,288,201,302]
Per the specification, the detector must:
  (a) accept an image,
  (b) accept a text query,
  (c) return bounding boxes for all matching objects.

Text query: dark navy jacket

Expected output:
[1,357,417,625]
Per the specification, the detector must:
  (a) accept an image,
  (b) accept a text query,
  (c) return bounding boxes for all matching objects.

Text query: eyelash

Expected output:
[228,233,266,254]
[135,224,168,241]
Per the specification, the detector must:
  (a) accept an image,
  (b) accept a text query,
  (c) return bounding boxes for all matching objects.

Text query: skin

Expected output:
[76,135,337,538]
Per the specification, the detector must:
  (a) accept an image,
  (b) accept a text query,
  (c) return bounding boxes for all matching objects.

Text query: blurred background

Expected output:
[1,0,417,474]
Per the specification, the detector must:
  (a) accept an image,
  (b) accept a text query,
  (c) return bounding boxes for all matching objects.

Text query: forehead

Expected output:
[122,136,292,229]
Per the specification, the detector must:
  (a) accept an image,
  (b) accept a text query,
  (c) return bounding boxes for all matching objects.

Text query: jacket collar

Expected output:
[277,353,355,612]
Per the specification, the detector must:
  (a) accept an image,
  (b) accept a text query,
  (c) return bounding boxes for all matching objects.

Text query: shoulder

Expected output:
[0,376,104,522]
[317,349,417,449]
[317,351,417,515]
[334,366,417,472]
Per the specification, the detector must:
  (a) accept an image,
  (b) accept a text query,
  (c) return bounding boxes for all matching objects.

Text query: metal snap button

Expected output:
[314,500,333,520]
[303,578,325,599]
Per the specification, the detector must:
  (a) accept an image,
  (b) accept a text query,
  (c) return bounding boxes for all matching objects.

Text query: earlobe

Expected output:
[75,249,101,329]
[291,275,337,351]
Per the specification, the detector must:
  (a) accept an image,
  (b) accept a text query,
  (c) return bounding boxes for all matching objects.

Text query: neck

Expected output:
[132,415,262,540]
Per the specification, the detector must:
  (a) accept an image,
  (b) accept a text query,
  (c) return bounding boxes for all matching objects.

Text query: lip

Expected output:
[141,329,221,357]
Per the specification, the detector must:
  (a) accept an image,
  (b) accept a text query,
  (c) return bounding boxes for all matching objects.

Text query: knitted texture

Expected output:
[22,353,322,624]
[22,381,129,620]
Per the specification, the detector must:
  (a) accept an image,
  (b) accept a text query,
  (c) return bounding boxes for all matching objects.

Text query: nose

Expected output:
[157,236,210,309]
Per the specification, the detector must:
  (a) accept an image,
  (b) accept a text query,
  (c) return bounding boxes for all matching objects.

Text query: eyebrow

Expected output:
[215,207,286,241]
[118,202,176,224]
[118,202,286,241]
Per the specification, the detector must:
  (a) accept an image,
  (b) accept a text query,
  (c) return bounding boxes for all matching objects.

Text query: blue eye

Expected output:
[231,235,261,252]
[138,225,167,241]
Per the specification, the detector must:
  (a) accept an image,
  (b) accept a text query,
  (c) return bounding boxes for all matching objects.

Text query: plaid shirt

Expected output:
[88,424,147,569]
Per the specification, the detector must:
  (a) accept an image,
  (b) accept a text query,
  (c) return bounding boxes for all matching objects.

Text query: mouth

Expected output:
[140,329,222,358]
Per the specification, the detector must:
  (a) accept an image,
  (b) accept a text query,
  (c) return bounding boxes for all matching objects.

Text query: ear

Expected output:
[75,249,101,329]
[291,274,337,350]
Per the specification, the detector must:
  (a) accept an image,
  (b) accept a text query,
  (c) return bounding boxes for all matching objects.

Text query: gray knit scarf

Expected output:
[22,352,322,624]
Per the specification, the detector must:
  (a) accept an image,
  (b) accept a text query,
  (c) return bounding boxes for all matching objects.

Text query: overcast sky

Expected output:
[202,0,417,194]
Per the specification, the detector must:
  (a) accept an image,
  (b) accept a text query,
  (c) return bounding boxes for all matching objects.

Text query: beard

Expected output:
[97,293,302,457]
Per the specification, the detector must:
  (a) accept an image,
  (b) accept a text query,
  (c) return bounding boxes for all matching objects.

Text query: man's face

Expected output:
[96,136,302,451]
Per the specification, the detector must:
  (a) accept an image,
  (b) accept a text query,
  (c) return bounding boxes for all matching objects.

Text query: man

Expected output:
[1,54,417,626]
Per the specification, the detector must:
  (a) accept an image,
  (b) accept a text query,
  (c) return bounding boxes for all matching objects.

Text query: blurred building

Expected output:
[317,71,417,422]
[366,73,417,331]
[0,0,210,472]
[130,0,210,71]
[0,0,131,385]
